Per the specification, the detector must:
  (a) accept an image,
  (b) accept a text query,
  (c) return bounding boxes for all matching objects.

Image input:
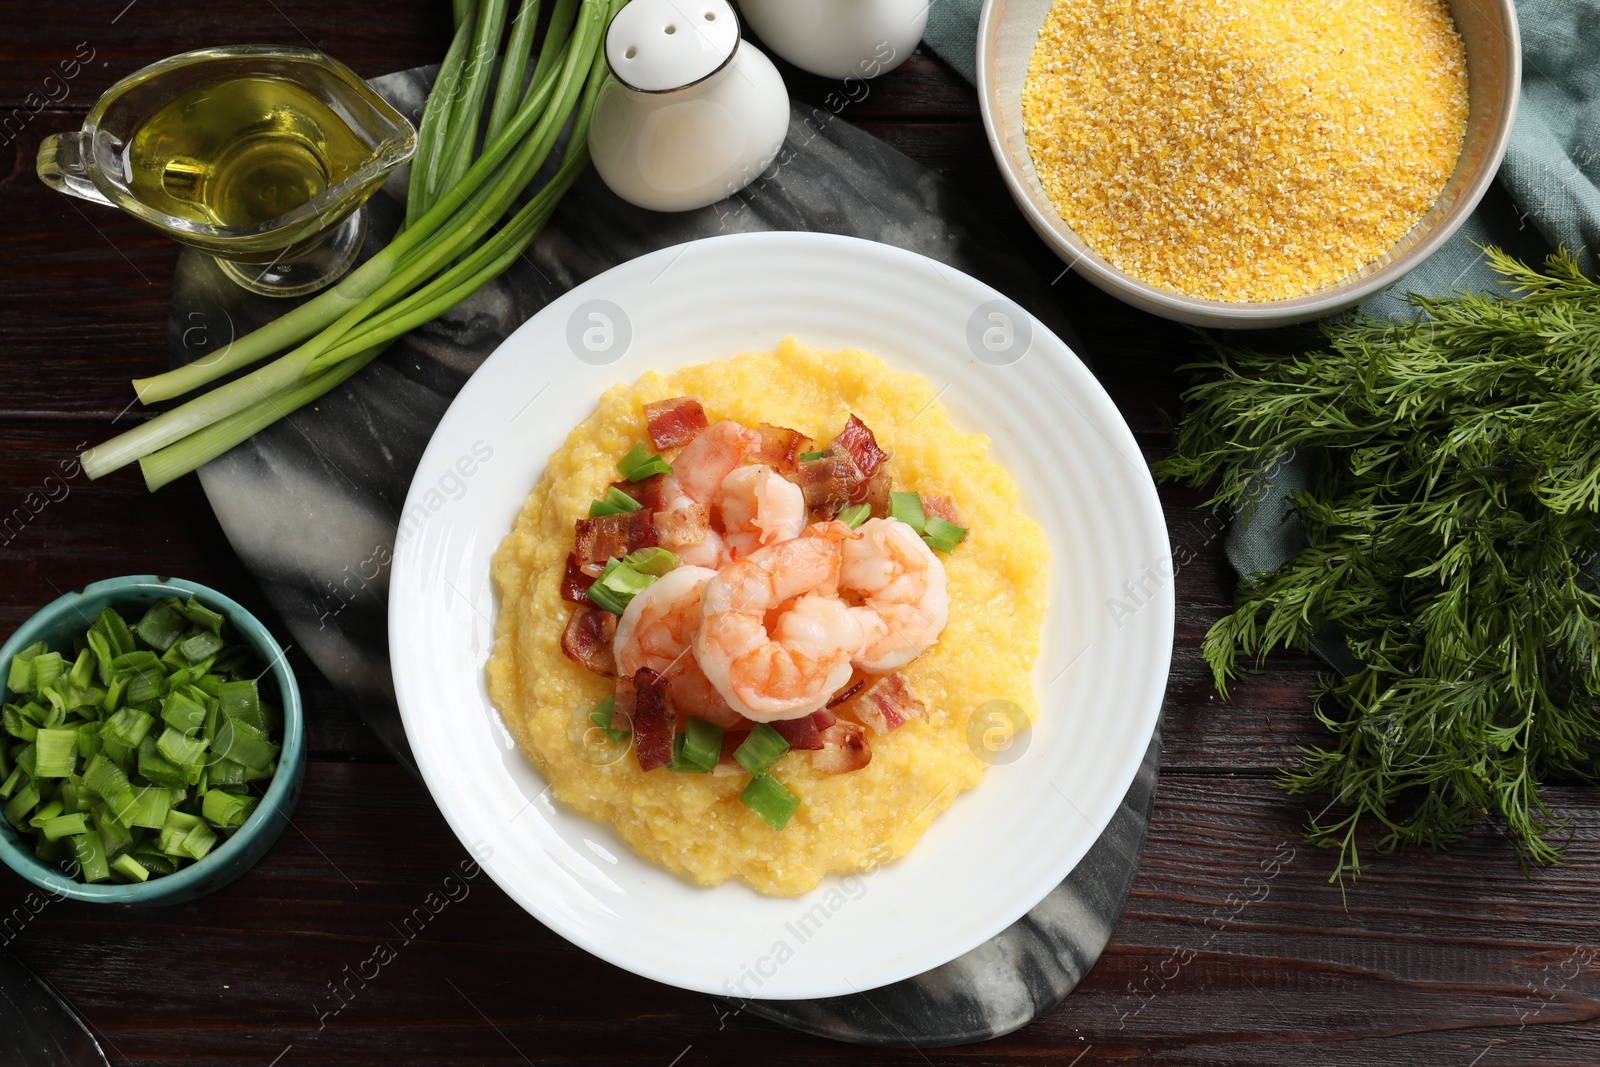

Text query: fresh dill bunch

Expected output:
[1155,248,1600,881]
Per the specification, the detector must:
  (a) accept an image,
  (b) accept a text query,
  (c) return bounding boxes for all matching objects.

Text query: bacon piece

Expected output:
[559,606,617,676]
[769,709,837,751]
[631,668,674,771]
[798,452,863,516]
[652,502,711,556]
[831,415,888,480]
[560,553,595,605]
[714,730,750,777]
[812,721,871,775]
[842,673,927,735]
[861,468,893,518]
[922,494,963,527]
[573,510,656,565]
[826,674,867,709]
[752,423,813,474]
[644,397,708,451]
[610,473,666,512]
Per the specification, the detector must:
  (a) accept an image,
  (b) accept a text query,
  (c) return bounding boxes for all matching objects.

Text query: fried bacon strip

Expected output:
[560,553,595,605]
[631,668,675,771]
[812,721,871,775]
[922,494,963,527]
[831,415,888,479]
[644,396,708,451]
[651,502,711,556]
[841,673,927,735]
[573,510,657,564]
[769,709,837,751]
[560,605,617,676]
[610,473,666,511]
[797,414,891,517]
[752,423,813,474]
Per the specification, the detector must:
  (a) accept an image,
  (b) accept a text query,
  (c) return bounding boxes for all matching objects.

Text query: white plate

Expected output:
[389,231,1172,999]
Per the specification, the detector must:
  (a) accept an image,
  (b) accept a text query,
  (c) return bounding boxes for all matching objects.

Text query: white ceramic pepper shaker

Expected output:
[737,0,927,81]
[589,0,790,213]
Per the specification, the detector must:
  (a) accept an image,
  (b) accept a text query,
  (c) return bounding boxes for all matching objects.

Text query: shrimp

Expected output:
[613,565,744,727]
[695,529,864,721]
[839,517,949,672]
[656,419,760,569]
[719,464,805,560]
[661,419,759,508]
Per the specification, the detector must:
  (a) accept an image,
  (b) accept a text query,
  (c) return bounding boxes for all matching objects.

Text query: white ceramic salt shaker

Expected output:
[589,0,789,213]
[737,0,926,81]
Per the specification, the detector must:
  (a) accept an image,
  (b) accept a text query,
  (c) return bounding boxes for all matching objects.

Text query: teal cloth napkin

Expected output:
[923,0,1600,669]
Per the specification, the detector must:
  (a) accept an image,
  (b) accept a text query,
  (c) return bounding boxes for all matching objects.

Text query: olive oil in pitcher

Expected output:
[127,76,370,228]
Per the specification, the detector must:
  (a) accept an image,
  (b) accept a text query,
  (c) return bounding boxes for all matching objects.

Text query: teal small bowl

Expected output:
[0,576,303,904]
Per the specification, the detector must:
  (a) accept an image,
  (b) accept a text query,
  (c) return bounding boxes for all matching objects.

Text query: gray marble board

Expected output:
[167,66,1163,1047]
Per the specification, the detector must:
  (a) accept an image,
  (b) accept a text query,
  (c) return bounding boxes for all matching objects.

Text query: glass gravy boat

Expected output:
[38,46,416,297]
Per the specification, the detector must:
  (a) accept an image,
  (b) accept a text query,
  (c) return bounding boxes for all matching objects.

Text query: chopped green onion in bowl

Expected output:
[0,577,303,905]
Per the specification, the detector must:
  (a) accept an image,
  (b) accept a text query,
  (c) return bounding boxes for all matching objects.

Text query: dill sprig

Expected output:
[1155,248,1600,881]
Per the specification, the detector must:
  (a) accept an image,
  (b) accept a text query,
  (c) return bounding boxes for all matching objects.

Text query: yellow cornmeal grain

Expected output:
[486,340,1048,896]
[1021,0,1469,302]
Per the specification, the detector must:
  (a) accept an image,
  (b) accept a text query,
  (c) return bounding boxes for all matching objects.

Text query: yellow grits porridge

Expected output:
[486,339,1048,895]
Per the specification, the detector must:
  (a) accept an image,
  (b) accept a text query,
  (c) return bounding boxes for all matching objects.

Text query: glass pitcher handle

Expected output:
[37,132,113,206]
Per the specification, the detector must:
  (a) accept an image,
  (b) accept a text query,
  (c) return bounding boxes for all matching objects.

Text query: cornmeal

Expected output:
[1022,0,1469,302]
[486,340,1049,895]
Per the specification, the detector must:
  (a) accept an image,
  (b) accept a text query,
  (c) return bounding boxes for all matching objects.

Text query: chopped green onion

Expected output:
[669,717,722,774]
[111,853,149,883]
[734,723,790,778]
[30,653,65,695]
[104,707,155,749]
[136,735,188,790]
[921,516,969,554]
[217,679,264,731]
[617,443,673,481]
[161,690,207,736]
[27,800,63,828]
[33,727,78,778]
[7,642,47,694]
[3,705,38,743]
[123,667,163,706]
[587,695,629,745]
[889,491,926,532]
[40,812,89,842]
[92,803,135,857]
[182,597,225,635]
[134,604,186,652]
[202,789,257,829]
[156,728,208,779]
[837,503,872,529]
[587,485,644,517]
[799,450,826,462]
[213,717,279,772]
[71,832,110,883]
[623,547,679,576]
[3,782,40,825]
[586,556,663,615]
[127,785,172,830]
[739,774,799,830]
[68,648,95,691]
[177,629,225,665]
[95,610,136,658]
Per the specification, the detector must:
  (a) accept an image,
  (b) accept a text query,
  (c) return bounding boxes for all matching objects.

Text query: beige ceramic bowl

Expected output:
[977,0,1521,328]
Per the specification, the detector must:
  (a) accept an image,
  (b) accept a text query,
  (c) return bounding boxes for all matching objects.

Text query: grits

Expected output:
[486,340,1048,895]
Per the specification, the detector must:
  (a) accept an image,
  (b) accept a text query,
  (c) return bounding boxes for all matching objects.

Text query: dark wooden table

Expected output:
[1,4,1596,1064]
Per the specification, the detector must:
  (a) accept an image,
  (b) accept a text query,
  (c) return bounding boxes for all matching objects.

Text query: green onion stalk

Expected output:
[83,0,622,490]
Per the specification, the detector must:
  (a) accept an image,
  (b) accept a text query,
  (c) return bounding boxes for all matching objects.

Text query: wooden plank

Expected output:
[1,769,1591,1064]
